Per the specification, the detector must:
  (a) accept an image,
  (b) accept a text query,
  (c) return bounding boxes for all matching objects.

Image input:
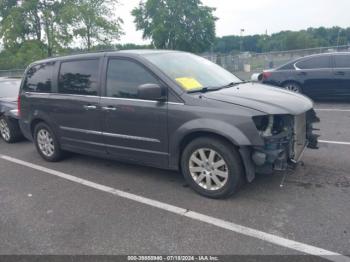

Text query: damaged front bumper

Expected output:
[242,109,320,182]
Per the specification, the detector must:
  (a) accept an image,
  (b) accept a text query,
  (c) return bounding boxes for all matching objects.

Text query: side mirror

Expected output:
[138,83,166,101]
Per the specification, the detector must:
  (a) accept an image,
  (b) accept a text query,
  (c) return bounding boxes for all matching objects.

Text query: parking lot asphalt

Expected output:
[0,102,349,258]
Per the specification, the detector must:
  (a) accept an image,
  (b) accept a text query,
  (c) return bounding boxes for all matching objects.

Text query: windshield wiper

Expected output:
[187,86,223,94]
[220,80,251,89]
[187,81,251,94]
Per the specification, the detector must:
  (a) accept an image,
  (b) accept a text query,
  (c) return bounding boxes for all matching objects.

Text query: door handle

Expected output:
[297,71,307,76]
[83,105,97,110]
[101,106,117,111]
[335,71,345,76]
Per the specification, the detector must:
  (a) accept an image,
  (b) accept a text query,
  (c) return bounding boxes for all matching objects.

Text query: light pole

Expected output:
[240,29,245,52]
[337,29,343,50]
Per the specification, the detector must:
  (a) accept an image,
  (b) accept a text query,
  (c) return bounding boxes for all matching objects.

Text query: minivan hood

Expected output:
[203,83,313,115]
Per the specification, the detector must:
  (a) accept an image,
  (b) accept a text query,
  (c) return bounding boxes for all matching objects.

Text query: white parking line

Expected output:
[315,109,350,112]
[0,154,349,262]
[319,140,350,146]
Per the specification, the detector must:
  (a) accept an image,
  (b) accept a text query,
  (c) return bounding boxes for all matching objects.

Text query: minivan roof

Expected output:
[30,49,179,65]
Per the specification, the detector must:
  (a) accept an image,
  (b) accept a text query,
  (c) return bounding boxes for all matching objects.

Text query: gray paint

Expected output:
[19,50,316,180]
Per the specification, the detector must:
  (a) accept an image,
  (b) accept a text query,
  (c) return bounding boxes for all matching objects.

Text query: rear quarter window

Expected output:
[278,62,295,70]
[23,62,54,93]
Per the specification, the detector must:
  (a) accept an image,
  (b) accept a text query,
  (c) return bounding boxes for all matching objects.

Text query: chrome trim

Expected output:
[51,93,99,98]
[24,92,185,105]
[60,126,101,135]
[167,102,185,105]
[101,106,117,111]
[103,132,160,142]
[63,137,168,156]
[101,96,158,103]
[60,126,160,143]
[83,105,97,110]
[294,63,300,70]
[24,92,51,95]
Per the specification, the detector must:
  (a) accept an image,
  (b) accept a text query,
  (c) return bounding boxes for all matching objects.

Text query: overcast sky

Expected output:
[116,0,350,44]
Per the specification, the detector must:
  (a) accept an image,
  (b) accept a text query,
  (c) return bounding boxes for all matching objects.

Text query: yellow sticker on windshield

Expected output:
[175,77,203,91]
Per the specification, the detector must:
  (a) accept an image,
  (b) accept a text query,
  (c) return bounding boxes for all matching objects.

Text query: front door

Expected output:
[100,57,168,168]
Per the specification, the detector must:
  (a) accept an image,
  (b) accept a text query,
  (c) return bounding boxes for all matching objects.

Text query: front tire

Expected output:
[181,137,244,199]
[34,122,63,162]
[0,116,22,143]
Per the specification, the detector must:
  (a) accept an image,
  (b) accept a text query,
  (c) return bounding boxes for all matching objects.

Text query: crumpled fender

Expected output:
[169,118,262,170]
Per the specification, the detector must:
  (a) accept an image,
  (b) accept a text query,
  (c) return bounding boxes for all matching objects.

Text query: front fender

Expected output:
[169,118,261,170]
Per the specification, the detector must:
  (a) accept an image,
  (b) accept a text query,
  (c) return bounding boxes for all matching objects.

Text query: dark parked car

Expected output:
[0,77,23,143]
[19,50,319,198]
[260,52,350,100]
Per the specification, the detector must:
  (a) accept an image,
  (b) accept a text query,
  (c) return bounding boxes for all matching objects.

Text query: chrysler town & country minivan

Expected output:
[19,50,319,198]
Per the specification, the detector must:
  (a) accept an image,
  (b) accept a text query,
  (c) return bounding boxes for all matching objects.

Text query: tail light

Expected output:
[17,95,21,116]
[262,71,272,80]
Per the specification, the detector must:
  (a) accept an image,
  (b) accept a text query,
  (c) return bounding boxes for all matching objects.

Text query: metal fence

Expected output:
[1,45,350,80]
[0,69,24,77]
[202,44,350,80]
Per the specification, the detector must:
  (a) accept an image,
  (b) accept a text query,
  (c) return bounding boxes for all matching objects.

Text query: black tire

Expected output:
[181,136,244,199]
[0,115,23,143]
[282,82,302,93]
[33,122,63,162]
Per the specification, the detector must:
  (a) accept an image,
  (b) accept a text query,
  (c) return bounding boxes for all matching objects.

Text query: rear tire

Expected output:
[34,122,63,162]
[181,137,244,199]
[0,116,22,143]
[283,82,301,93]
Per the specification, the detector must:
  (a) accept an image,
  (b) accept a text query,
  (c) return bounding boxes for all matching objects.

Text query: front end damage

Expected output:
[246,109,319,179]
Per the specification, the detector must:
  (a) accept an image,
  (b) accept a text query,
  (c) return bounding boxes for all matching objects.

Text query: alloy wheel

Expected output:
[284,84,300,93]
[0,119,10,141]
[37,129,55,157]
[189,148,229,191]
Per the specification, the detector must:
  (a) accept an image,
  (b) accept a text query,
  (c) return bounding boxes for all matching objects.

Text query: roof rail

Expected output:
[49,48,120,59]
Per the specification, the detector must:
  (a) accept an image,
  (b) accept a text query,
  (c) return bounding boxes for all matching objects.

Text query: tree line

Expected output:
[214,27,350,54]
[0,0,349,70]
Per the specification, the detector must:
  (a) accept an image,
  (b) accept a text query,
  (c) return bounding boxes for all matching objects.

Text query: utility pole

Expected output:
[337,29,342,50]
[240,29,245,52]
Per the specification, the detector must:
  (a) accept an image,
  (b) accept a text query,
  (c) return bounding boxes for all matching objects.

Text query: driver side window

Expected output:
[106,58,159,99]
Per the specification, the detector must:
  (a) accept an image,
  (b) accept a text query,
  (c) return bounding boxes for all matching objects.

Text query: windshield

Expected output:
[0,79,21,98]
[143,52,241,92]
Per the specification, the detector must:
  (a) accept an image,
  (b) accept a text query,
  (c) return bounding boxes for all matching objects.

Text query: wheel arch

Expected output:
[169,119,254,171]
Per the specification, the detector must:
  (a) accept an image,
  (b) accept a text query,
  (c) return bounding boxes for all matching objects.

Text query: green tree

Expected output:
[132,0,217,52]
[0,0,73,56]
[66,0,123,50]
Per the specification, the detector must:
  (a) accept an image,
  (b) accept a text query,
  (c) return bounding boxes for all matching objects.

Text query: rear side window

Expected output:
[106,59,159,99]
[58,59,99,95]
[334,55,350,68]
[296,56,330,69]
[23,62,54,92]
